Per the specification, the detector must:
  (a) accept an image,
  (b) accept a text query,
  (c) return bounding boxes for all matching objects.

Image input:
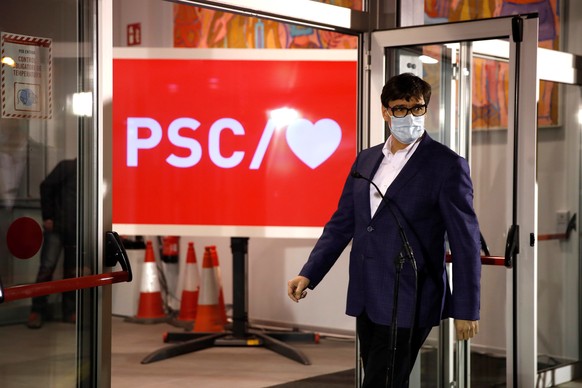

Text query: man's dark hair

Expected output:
[380,72,432,108]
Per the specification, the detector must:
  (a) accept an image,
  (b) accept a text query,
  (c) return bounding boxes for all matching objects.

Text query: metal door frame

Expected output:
[97,0,114,386]
[368,16,539,387]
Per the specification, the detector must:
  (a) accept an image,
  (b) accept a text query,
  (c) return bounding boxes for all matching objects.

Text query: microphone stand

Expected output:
[351,171,418,388]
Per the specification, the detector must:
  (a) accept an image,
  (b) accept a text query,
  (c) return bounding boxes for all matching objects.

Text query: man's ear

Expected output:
[382,106,390,121]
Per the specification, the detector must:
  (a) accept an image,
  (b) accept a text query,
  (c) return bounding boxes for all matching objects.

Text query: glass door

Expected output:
[0,0,111,387]
[368,16,539,387]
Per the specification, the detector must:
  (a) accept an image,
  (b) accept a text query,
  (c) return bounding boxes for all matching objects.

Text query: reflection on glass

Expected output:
[72,92,93,117]
[112,1,361,386]
[28,158,78,329]
[536,81,580,374]
[424,0,561,128]
[0,0,84,386]
[1,56,16,67]
[269,107,300,128]
[390,40,510,385]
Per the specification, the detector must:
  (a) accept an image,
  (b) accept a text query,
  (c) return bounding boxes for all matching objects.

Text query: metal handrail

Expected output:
[0,231,132,304]
[0,271,130,303]
[446,254,505,266]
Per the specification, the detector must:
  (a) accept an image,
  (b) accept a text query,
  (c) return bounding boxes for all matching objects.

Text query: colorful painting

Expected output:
[172,1,559,129]
[173,1,361,50]
[425,0,560,128]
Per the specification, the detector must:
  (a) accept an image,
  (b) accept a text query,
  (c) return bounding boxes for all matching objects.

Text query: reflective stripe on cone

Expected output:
[177,242,200,322]
[193,247,225,333]
[125,240,168,324]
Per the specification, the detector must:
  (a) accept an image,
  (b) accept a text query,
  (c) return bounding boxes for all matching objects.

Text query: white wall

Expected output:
[174,236,354,333]
[113,0,173,47]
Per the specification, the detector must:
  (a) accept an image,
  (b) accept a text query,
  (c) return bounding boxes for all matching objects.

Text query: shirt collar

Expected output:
[383,135,420,158]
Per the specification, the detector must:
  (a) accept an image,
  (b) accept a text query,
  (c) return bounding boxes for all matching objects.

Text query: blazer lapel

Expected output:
[357,146,385,221]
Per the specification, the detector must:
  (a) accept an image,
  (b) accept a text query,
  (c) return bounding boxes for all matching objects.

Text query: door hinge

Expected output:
[364,51,371,71]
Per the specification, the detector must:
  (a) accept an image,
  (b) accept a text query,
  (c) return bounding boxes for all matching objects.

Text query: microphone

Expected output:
[352,169,418,388]
[351,170,414,262]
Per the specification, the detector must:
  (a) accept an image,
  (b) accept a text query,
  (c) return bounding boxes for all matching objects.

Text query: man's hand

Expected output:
[287,276,310,303]
[454,319,479,341]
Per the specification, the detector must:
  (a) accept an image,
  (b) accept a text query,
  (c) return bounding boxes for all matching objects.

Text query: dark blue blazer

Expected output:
[299,133,481,328]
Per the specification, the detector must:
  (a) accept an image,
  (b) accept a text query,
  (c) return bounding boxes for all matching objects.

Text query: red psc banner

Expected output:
[113,57,357,229]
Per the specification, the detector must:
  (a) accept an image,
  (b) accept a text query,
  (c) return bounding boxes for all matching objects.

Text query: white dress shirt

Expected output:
[370,136,421,217]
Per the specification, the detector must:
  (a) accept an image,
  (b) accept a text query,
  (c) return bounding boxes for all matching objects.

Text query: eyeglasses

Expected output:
[387,104,427,118]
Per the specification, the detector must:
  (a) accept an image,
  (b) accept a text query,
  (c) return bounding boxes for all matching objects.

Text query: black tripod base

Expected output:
[163,329,319,344]
[141,238,314,366]
[141,329,312,365]
[141,333,224,364]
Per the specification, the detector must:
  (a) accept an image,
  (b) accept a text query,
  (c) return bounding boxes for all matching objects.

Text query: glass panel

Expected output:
[0,0,96,386]
[417,9,581,381]
[111,1,359,385]
[537,81,581,372]
[386,38,511,386]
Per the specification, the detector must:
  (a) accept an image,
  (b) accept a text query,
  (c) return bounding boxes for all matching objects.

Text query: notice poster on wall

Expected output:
[113,49,357,238]
[1,32,52,119]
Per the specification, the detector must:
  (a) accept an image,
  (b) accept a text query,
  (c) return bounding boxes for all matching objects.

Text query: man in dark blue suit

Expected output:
[288,73,481,387]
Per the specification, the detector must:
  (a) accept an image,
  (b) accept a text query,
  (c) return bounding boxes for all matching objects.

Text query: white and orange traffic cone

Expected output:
[125,240,168,324]
[177,242,200,324]
[209,245,228,326]
[193,247,225,333]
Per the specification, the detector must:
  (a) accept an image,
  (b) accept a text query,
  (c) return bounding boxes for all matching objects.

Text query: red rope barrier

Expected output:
[0,271,130,303]
[537,233,567,241]
[446,254,505,266]
[479,256,506,266]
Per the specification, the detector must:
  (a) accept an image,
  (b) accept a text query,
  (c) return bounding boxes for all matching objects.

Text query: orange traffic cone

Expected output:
[209,245,228,325]
[177,242,200,324]
[125,240,168,324]
[193,247,225,333]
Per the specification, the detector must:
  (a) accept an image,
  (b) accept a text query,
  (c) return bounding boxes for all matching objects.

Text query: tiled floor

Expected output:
[110,317,355,388]
[0,316,355,388]
[2,316,582,387]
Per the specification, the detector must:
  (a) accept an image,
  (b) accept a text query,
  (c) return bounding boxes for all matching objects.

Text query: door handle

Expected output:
[105,231,133,280]
[504,224,519,268]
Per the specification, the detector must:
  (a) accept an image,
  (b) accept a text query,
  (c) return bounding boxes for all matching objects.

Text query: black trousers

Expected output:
[357,311,432,388]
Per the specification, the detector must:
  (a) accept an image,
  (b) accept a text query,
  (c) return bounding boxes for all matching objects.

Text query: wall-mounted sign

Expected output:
[127,23,142,46]
[113,49,357,237]
[1,32,52,119]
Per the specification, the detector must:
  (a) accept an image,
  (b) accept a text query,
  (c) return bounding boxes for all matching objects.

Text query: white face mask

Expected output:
[390,114,425,144]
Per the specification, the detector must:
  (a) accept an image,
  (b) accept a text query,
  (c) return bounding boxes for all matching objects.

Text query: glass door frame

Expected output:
[368,16,539,387]
[96,0,114,386]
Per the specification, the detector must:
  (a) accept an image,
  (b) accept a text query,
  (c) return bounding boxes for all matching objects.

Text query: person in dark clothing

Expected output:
[27,158,77,329]
[287,73,481,387]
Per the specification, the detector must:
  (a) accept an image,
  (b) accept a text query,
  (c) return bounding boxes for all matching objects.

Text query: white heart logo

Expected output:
[285,118,342,169]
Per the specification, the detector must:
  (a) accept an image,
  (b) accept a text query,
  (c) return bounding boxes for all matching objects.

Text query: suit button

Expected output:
[367,226,374,232]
